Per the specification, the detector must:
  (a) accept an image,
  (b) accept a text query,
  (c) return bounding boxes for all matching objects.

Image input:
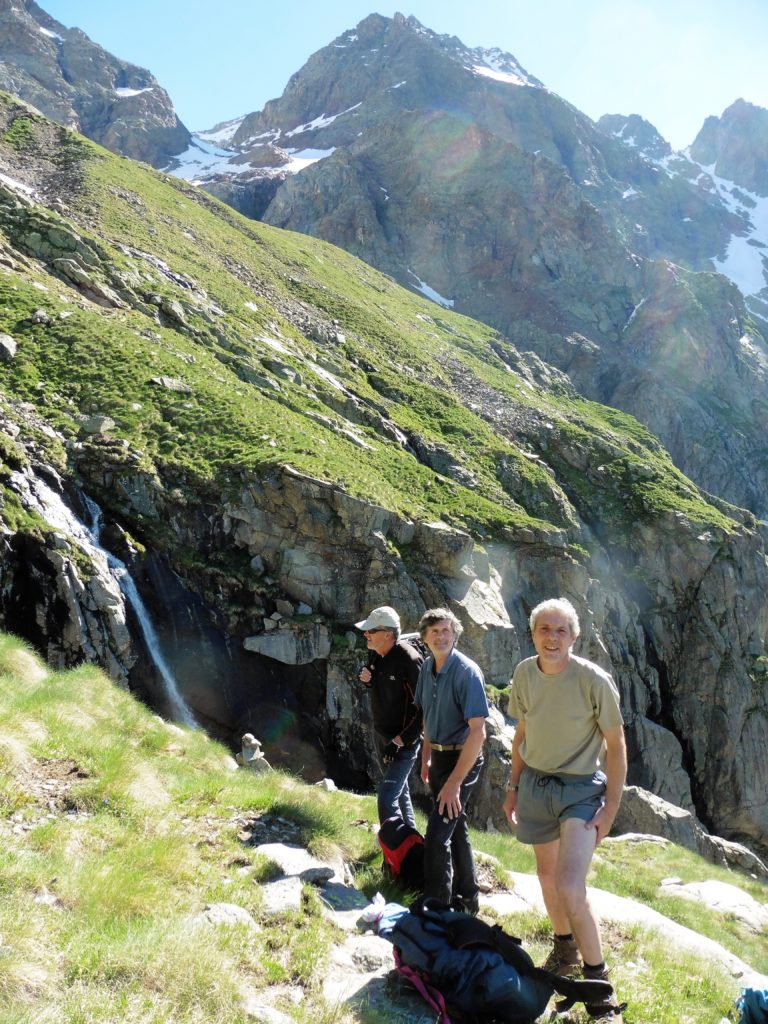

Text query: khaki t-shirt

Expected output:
[510,654,623,774]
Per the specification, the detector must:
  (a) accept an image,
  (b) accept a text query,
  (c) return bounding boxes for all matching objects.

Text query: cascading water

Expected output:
[10,470,197,727]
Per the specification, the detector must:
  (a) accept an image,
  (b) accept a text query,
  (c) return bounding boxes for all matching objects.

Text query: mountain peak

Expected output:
[690,98,768,195]
[597,113,671,158]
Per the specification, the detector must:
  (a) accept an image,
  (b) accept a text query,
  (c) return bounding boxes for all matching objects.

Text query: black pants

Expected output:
[424,749,483,906]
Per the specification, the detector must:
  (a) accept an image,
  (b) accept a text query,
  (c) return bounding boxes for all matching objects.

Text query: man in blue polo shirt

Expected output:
[414,607,489,914]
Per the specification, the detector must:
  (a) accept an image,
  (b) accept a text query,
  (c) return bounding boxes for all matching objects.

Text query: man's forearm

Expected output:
[448,722,485,786]
[603,731,627,812]
[509,726,525,786]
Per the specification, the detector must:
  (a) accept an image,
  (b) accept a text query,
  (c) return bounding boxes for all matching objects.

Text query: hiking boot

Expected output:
[450,893,480,916]
[587,1008,625,1024]
[541,934,582,977]
[582,963,627,1023]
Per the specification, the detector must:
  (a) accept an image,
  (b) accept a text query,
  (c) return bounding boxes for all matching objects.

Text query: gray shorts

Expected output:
[515,767,606,845]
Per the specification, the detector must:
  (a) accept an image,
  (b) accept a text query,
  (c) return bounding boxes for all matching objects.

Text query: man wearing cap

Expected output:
[356,605,424,828]
[415,607,489,914]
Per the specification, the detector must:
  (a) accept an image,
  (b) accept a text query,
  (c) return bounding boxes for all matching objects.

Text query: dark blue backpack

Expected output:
[380,900,618,1024]
[738,987,768,1024]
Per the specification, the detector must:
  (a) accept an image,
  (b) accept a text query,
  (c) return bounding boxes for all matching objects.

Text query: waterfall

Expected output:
[11,471,197,728]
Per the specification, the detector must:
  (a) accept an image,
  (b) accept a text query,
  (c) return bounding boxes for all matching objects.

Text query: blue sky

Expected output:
[41,0,768,149]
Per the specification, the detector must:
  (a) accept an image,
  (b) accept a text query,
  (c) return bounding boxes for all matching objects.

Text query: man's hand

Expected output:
[585,801,616,846]
[437,779,462,820]
[358,666,372,686]
[382,740,401,764]
[502,788,518,826]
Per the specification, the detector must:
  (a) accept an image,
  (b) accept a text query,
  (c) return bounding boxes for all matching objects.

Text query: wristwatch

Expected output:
[509,784,519,792]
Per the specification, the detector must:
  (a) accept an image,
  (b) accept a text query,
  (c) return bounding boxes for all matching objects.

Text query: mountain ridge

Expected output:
[222,18,768,518]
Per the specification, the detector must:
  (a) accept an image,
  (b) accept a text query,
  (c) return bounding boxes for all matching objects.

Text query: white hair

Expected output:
[529,598,580,638]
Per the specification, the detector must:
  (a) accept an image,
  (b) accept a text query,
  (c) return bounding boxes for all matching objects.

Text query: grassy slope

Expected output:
[0,632,764,1024]
[0,95,743,562]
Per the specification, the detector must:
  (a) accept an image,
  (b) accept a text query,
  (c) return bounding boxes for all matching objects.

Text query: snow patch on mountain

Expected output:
[471,64,528,87]
[170,138,239,182]
[38,25,63,42]
[334,32,358,48]
[408,270,454,308]
[460,46,541,89]
[284,148,336,172]
[115,87,154,99]
[0,171,34,197]
[196,117,246,146]
[285,103,362,138]
[710,173,768,298]
[612,131,768,308]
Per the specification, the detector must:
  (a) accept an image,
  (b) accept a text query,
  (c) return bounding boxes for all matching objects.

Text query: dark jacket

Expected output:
[369,639,424,745]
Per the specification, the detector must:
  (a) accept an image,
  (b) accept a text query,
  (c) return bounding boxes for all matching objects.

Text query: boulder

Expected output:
[613,786,768,876]
[80,414,115,436]
[0,334,17,361]
[659,878,768,933]
[243,622,331,665]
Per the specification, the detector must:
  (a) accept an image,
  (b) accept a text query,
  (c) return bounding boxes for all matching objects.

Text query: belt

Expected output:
[430,742,464,752]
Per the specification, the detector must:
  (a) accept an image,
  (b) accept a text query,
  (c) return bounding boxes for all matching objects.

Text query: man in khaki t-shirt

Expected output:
[502,598,627,1024]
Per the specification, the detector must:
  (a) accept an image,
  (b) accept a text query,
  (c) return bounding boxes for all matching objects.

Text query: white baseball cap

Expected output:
[355,606,401,631]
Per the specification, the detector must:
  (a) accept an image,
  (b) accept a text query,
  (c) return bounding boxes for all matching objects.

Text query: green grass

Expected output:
[591,837,768,975]
[0,633,375,1023]
[1,115,36,151]
[0,89,744,565]
[0,632,763,1024]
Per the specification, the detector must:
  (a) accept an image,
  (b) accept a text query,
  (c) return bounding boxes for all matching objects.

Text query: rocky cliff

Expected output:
[0,0,190,167]
[690,98,768,197]
[0,94,766,859]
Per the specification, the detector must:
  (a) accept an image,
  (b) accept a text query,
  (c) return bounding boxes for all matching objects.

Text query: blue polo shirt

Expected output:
[414,648,489,745]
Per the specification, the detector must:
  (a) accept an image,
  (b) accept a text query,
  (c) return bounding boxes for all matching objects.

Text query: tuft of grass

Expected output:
[2,115,36,152]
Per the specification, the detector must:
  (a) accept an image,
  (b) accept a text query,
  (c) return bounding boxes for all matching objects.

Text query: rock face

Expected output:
[0,0,190,167]
[690,99,768,197]
[190,464,767,855]
[0,456,136,685]
[613,786,768,876]
[597,113,672,160]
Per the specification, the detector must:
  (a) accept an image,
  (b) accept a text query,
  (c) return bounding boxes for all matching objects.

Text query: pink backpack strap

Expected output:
[393,947,452,1024]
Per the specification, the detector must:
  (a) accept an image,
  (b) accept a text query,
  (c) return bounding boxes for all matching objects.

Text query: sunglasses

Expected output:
[364,628,387,634]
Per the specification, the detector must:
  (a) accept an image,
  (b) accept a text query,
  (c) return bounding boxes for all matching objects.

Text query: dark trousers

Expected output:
[375,738,420,828]
[424,749,483,906]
